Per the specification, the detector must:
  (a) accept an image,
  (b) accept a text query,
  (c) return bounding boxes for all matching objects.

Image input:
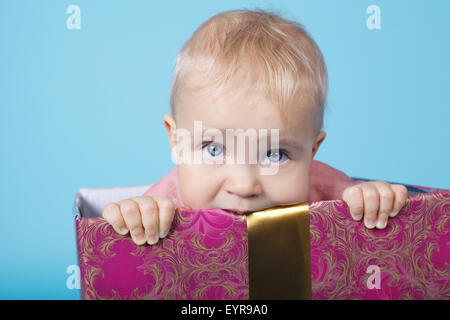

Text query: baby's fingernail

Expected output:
[390,210,399,217]
[133,234,146,245]
[160,230,168,238]
[147,235,159,245]
[377,219,387,229]
[352,214,362,221]
[118,228,128,235]
[365,219,376,229]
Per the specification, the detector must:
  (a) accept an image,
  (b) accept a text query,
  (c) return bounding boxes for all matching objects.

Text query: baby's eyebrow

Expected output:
[277,136,304,151]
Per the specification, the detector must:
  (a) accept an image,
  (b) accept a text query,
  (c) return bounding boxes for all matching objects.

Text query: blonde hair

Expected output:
[170,9,328,133]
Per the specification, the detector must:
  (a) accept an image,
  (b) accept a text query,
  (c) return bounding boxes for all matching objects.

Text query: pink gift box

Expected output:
[74,182,450,300]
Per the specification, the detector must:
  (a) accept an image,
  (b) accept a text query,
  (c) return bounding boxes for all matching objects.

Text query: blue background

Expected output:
[0,0,449,299]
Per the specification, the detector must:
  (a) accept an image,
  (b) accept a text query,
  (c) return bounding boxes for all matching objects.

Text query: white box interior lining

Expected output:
[74,184,152,218]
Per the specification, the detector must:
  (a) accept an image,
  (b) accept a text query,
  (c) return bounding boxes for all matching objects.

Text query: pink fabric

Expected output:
[76,190,450,300]
[309,191,450,299]
[142,160,362,206]
[77,208,248,299]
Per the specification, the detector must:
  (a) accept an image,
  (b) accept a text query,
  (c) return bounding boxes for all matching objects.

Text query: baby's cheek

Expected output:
[181,186,213,209]
[263,173,309,204]
[178,165,217,209]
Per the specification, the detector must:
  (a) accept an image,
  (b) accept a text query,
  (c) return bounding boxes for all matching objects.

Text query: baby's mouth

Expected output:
[223,208,252,215]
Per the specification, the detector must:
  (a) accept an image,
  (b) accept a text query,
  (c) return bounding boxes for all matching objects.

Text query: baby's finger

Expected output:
[133,196,160,245]
[102,202,128,235]
[154,197,175,239]
[373,181,394,229]
[360,183,379,229]
[342,185,364,220]
[118,199,146,245]
[390,184,409,217]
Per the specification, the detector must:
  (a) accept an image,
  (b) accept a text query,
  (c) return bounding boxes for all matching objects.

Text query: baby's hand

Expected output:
[102,196,176,245]
[342,181,408,229]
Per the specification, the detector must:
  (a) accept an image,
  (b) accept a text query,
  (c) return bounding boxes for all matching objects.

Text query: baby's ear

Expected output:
[311,131,326,159]
[163,114,177,149]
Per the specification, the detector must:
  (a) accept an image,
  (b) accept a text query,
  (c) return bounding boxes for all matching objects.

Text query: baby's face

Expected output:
[167,84,325,213]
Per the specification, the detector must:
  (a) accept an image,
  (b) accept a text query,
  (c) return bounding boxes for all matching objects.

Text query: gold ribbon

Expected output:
[246,202,312,299]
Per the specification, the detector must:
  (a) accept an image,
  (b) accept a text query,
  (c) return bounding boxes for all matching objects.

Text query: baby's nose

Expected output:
[224,166,263,199]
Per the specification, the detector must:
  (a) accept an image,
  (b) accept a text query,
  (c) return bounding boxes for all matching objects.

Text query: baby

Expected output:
[103,9,408,246]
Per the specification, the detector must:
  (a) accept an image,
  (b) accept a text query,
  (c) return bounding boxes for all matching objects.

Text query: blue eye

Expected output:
[203,142,224,157]
[264,149,288,163]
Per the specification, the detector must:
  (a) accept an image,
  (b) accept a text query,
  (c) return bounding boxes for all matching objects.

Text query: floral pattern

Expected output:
[309,191,450,299]
[76,191,449,300]
[76,207,248,300]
